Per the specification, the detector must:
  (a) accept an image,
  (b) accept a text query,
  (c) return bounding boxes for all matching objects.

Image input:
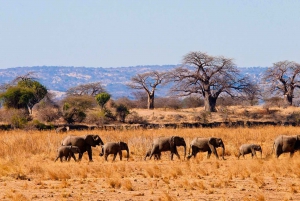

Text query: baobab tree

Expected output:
[127,71,167,109]
[262,60,300,106]
[168,51,255,112]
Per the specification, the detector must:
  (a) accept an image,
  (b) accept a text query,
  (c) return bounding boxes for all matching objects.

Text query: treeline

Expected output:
[0,51,300,129]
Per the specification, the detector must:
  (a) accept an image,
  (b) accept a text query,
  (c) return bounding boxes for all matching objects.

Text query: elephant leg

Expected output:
[207,150,212,159]
[144,152,150,160]
[60,157,63,162]
[87,147,93,162]
[275,146,281,158]
[290,151,295,158]
[105,154,109,161]
[212,147,219,159]
[78,153,83,161]
[70,153,77,162]
[193,152,198,158]
[113,153,117,161]
[119,151,123,161]
[237,152,241,159]
[174,148,180,160]
[149,146,158,160]
[54,155,59,162]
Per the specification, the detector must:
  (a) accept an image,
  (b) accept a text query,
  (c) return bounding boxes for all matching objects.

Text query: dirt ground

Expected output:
[1,155,300,201]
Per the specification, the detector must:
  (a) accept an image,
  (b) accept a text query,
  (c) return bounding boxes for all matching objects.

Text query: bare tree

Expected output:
[127,71,166,109]
[168,51,255,112]
[262,60,300,106]
[66,82,105,96]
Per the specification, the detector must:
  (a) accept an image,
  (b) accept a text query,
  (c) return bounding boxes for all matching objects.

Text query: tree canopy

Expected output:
[169,51,255,112]
[66,82,106,96]
[262,60,300,106]
[95,92,111,109]
[0,77,47,114]
[127,71,167,109]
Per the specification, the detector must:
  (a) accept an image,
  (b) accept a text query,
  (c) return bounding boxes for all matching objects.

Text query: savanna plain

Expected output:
[1,126,300,201]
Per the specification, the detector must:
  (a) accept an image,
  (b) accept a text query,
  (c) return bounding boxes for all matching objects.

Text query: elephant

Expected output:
[99,141,129,161]
[238,144,262,159]
[61,134,104,162]
[54,145,81,162]
[144,147,161,160]
[273,135,300,158]
[56,126,69,133]
[187,137,225,160]
[149,136,186,160]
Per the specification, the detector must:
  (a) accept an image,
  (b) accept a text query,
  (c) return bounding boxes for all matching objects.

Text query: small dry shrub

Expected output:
[36,107,60,122]
[47,168,71,180]
[122,179,134,191]
[126,111,147,124]
[107,178,121,189]
[4,192,29,201]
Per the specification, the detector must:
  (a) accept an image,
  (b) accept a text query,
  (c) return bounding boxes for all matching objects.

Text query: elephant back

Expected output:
[61,135,86,151]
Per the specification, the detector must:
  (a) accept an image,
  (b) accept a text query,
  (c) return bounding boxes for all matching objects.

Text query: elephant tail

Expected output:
[271,141,275,155]
[188,144,192,156]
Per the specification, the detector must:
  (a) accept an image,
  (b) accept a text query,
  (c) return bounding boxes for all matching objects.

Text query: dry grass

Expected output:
[133,105,300,123]
[1,125,300,200]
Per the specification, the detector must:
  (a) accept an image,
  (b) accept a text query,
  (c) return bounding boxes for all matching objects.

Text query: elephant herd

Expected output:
[54,134,300,162]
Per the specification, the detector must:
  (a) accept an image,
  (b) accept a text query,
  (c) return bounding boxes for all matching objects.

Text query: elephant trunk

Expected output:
[221,144,225,160]
[126,148,129,161]
[260,150,262,159]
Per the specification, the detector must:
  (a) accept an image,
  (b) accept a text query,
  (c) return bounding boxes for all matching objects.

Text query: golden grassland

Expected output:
[1,126,300,200]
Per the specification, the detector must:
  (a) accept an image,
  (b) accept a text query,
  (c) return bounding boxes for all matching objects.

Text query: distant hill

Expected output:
[0,65,267,99]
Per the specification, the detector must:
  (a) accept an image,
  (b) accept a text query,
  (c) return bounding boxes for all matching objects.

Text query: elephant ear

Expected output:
[208,138,217,146]
[170,136,175,147]
[84,135,97,147]
[119,141,127,149]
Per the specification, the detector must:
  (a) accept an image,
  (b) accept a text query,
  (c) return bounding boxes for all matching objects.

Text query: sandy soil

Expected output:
[1,155,300,201]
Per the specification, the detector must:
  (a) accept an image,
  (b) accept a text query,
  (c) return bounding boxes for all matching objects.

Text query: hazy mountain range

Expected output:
[0,65,267,99]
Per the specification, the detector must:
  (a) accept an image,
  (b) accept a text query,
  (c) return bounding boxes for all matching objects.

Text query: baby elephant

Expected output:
[54,145,81,162]
[238,144,262,159]
[99,141,129,161]
[144,147,161,160]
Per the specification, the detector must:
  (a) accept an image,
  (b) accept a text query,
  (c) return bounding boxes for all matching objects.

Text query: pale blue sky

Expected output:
[0,1,299,68]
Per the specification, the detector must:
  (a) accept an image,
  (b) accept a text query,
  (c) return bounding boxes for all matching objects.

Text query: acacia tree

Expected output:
[262,60,300,106]
[169,51,255,112]
[0,75,47,114]
[66,82,105,96]
[127,71,166,109]
[95,92,111,109]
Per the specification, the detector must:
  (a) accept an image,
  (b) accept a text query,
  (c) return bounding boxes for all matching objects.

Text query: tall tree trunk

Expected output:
[283,93,293,106]
[147,93,154,110]
[204,94,217,112]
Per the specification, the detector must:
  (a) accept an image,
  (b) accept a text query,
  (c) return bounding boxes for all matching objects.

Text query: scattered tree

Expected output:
[116,104,129,122]
[61,95,96,124]
[262,60,300,106]
[0,75,47,114]
[168,51,256,112]
[95,92,111,109]
[66,82,106,96]
[127,71,167,109]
